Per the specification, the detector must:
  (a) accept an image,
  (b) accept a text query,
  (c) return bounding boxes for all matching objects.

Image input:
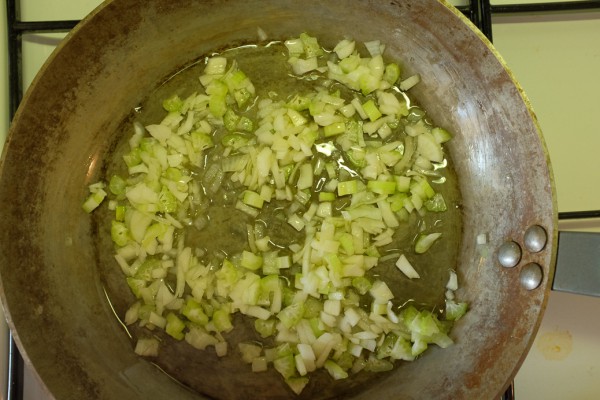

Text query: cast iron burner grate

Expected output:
[4,1,600,399]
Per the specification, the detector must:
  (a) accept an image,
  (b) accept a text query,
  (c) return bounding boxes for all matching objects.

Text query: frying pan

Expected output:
[0,0,557,399]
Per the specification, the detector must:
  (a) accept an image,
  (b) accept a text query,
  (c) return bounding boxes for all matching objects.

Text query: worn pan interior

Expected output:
[0,0,557,399]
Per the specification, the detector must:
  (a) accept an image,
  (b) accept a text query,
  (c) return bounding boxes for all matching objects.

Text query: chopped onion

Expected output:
[395,254,420,279]
[84,33,465,396]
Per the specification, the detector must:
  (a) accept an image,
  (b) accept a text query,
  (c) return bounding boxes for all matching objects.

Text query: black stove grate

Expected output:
[4,1,600,399]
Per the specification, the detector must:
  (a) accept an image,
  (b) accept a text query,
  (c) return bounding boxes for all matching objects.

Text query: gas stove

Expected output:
[1,1,600,399]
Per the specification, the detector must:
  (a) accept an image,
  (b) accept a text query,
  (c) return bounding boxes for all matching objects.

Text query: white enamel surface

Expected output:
[0,1,599,399]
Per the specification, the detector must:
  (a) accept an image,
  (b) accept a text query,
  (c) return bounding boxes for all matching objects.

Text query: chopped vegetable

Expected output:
[84,33,466,395]
[414,232,442,254]
[445,300,468,321]
[395,254,420,279]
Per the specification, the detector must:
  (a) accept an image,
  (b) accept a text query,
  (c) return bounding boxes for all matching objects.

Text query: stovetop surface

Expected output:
[1,1,600,399]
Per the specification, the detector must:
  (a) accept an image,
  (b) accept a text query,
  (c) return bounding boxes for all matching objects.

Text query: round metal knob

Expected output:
[520,263,543,290]
[524,225,547,253]
[497,241,522,268]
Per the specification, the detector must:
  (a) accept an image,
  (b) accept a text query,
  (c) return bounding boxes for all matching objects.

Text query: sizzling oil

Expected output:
[155,43,461,312]
[97,41,463,398]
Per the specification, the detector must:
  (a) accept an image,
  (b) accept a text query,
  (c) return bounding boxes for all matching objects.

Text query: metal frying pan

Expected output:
[0,0,556,399]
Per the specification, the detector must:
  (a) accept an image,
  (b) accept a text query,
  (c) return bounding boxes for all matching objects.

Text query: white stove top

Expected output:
[1,1,599,399]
